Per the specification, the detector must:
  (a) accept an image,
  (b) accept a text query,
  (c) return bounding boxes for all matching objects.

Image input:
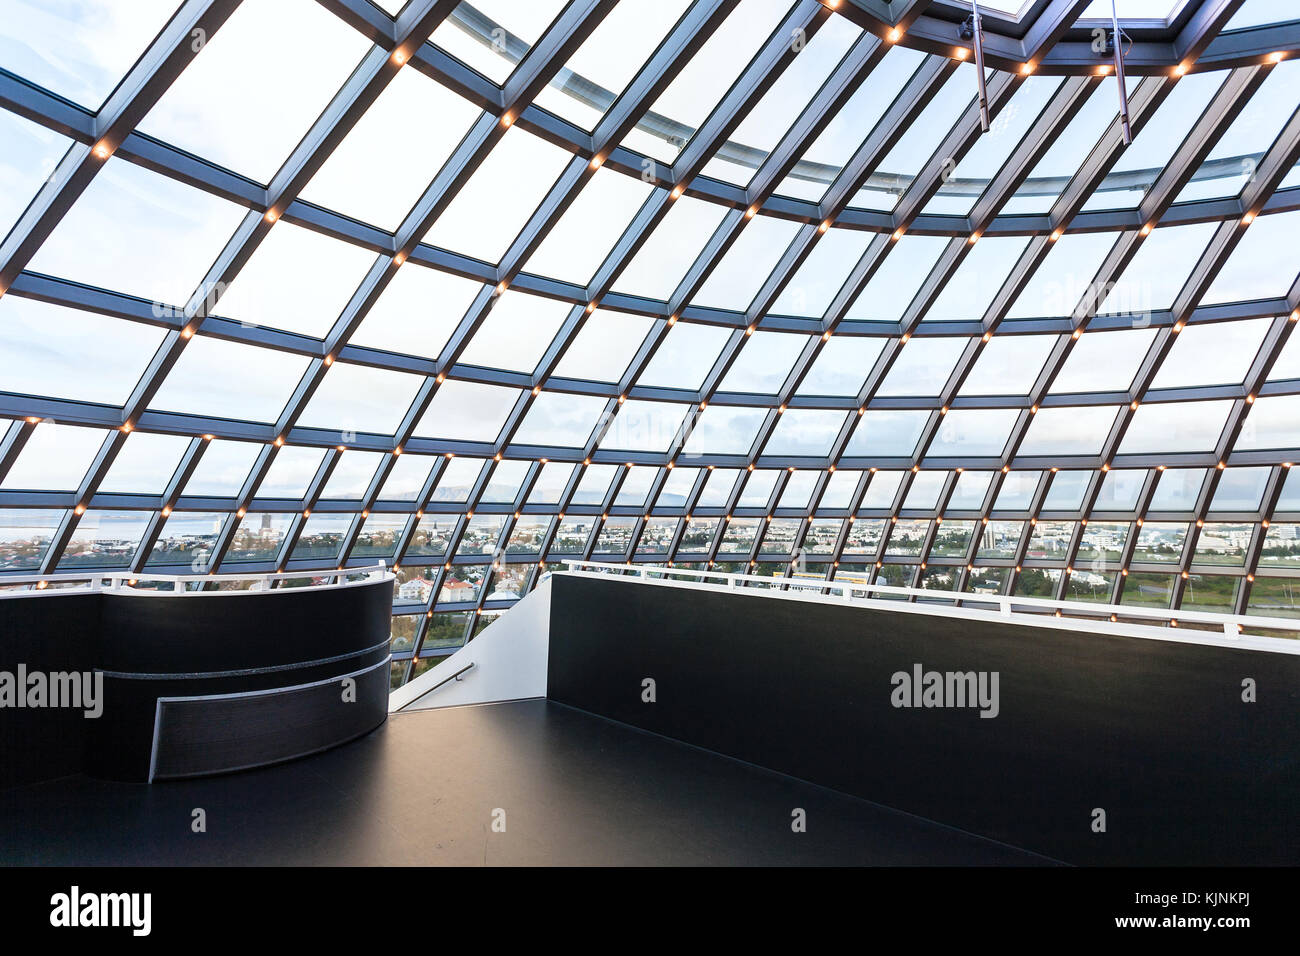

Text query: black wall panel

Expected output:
[0,593,101,790]
[547,574,1300,866]
[0,579,393,787]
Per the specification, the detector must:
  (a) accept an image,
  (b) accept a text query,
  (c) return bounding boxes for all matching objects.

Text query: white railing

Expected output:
[0,563,392,598]
[557,560,1300,645]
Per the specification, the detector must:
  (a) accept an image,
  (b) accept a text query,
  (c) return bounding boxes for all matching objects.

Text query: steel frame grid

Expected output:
[0,1,1299,673]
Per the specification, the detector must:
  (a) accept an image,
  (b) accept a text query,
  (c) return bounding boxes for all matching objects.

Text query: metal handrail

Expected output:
[557,560,1300,641]
[0,563,392,596]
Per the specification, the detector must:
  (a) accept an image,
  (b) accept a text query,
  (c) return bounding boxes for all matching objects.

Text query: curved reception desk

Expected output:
[0,568,394,787]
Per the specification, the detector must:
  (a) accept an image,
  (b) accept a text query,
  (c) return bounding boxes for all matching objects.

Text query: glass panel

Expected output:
[257,446,325,499]
[0,0,181,108]
[1210,467,1270,512]
[859,470,905,508]
[1236,395,1300,451]
[412,380,521,442]
[376,455,436,502]
[551,308,655,383]
[407,515,455,558]
[795,337,884,397]
[423,127,572,265]
[619,0,795,163]
[350,264,482,360]
[1150,318,1270,388]
[297,363,424,436]
[28,157,246,307]
[843,236,948,323]
[977,519,1023,559]
[1013,567,1061,597]
[680,406,766,456]
[1133,521,1187,563]
[902,471,947,510]
[1245,575,1300,619]
[958,335,1056,395]
[527,461,575,504]
[141,0,370,183]
[1007,232,1119,319]
[718,517,761,554]
[300,69,482,231]
[506,516,551,555]
[775,46,925,201]
[430,457,484,503]
[183,440,260,498]
[1202,211,1300,305]
[841,517,884,555]
[1042,470,1091,510]
[993,471,1042,510]
[697,469,740,507]
[718,332,806,394]
[1049,328,1156,393]
[852,65,975,211]
[923,78,1062,216]
[290,514,350,561]
[677,516,720,553]
[691,216,801,311]
[1018,406,1118,456]
[226,512,294,563]
[636,517,679,555]
[1101,222,1218,316]
[571,465,617,505]
[1065,569,1115,603]
[1093,468,1146,511]
[431,0,567,84]
[593,516,636,555]
[0,509,64,571]
[1081,71,1225,212]
[351,514,407,559]
[1192,522,1252,566]
[481,459,531,504]
[56,510,149,569]
[638,322,732,390]
[769,229,873,318]
[737,469,779,508]
[150,335,311,424]
[1122,571,1176,607]
[532,0,694,130]
[146,511,223,569]
[1148,468,1205,511]
[700,16,861,187]
[1025,520,1074,561]
[760,517,801,554]
[319,451,383,500]
[929,410,1019,458]
[1,423,103,491]
[876,337,968,396]
[777,471,818,509]
[600,400,691,453]
[1076,521,1129,566]
[948,470,994,510]
[612,197,728,301]
[885,519,929,556]
[98,432,190,495]
[1259,523,1300,567]
[1118,401,1233,454]
[1179,574,1240,613]
[512,392,607,447]
[0,297,166,407]
[819,469,861,509]
[930,519,974,557]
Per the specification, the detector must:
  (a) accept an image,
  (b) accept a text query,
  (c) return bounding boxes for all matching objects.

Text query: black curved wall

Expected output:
[0,577,393,787]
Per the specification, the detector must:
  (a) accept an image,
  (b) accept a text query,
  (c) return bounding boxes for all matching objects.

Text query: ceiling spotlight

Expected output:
[745,205,757,218]
[391,49,407,65]
[500,112,513,127]
[892,227,904,241]
[1172,62,1188,76]
[264,209,279,223]
[1269,51,1285,64]
[954,47,969,61]
[818,220,831,233]
[1020,62,1035,75]
[887,28,901,43]
[92,142,111,159]
[670,185,684,199]
[1096,64,1112,76]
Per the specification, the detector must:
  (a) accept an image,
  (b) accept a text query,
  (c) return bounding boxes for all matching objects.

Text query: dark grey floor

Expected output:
[0,699,1052,865]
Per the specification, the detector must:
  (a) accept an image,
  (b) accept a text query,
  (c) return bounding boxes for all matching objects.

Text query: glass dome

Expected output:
[1,0,1299,687]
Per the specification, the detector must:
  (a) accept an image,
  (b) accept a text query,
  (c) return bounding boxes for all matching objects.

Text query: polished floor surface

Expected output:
[0,699,1052,865]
